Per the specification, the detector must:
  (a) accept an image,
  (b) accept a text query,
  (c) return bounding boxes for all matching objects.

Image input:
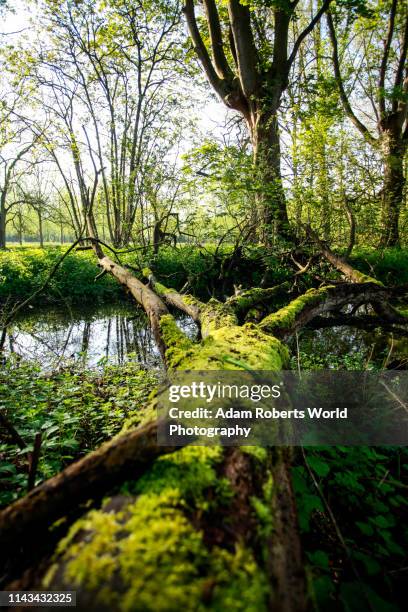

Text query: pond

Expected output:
[3,303,198,370]
[2,301,397,371]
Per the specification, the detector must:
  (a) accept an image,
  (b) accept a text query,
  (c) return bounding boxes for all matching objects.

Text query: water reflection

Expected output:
[4,303,198,370]
[4,302,400,372]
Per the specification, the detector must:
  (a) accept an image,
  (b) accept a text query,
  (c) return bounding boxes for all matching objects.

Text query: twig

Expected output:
[381,334,394,369]
[301,447,375,612]
[94,269,107,282]
[0,412,27,450]
[379,379,408,415]
[295,331,302,378]
[27,433,42,492]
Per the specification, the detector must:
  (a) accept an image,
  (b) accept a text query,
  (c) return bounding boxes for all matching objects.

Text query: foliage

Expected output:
[293,446,408,611]
[291,333,407,610]
[350,248,408,287]
[0,247,122,305]
[0,244,290,305]
[0,356,157,506]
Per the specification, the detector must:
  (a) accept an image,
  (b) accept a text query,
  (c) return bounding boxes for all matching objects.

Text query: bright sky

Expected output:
[1,0,230,137]
[1,0,235,200]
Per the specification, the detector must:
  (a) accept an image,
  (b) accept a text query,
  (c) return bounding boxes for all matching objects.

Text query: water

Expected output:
[3,303,198,370]
[2,301,397,371]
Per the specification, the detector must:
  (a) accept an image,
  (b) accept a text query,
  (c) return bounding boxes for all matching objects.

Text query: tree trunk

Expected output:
[380,136,405,247]
[0,196,6,249]
[38,210,44,248]
[252,113,291,243]
[18,210,23,246]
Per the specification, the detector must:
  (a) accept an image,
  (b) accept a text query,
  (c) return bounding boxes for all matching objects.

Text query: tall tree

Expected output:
[327,0,408,246]
[0,111,38,249]
[36,0,187,247]
[183,0,332,241]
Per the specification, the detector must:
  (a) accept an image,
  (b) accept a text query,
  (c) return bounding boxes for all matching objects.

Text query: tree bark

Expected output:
[252,113,290,241]
[0,201,6,249]
[184,1,332,244]
[37,209,44,248]
[380,135,405,247]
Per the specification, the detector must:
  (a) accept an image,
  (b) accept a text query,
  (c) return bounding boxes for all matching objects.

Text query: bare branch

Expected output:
[327,11,377,146]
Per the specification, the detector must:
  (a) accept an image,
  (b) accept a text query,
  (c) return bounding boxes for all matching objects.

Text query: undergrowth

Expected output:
[1,245,408,307]
[0,357,157,506]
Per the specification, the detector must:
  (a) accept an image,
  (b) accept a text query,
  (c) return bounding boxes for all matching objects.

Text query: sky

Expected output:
[0,0,236,205]
[1,0,230,138]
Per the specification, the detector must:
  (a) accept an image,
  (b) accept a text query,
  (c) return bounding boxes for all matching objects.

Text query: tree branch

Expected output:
[288,0,332,69]
[327,11,377,145]
[227,0,259,98]
[203,0,234,83]
[393,10,408,114]
[379,0,398,117]
[183,0,232,100]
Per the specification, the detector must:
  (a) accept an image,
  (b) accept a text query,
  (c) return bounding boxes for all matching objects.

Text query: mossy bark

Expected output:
[2,278,306,609]
[9,258,404,609]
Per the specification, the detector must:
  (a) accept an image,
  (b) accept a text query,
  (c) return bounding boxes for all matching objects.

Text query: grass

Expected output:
[350,247,408,286]
[0,244,275,306]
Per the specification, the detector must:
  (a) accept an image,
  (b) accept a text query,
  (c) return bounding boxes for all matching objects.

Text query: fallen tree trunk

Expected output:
[4,238,407,609]
[97,255,169,358]
[0,420,176,549]
[143,267,202,323]
[0,261,305,610]
[3,258,404,554]
[259,282,395,340]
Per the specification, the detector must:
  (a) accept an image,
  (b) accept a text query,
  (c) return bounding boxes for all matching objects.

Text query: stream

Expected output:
[2,302,395,371]
[3,303,198,370]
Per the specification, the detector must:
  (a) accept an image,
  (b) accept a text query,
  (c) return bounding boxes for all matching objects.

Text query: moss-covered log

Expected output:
[11,250,408,610]
[225,282,291,319]
[143,267,202,323]
[259,282,393,340]
[1,270,308,610]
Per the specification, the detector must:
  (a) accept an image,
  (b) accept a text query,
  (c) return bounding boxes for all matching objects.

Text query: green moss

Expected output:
[159,314,194,366]
[168,322,288,371]
[251,471,275,539]
[228,283,290,315]
[127,446,230,510]
[144,271,203,313]
[259,286,334,335]
[199,299,238,335]
[351,270,384,286]
[44,446,269,611]
[240,446,268,463]
[142,267,153,278]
